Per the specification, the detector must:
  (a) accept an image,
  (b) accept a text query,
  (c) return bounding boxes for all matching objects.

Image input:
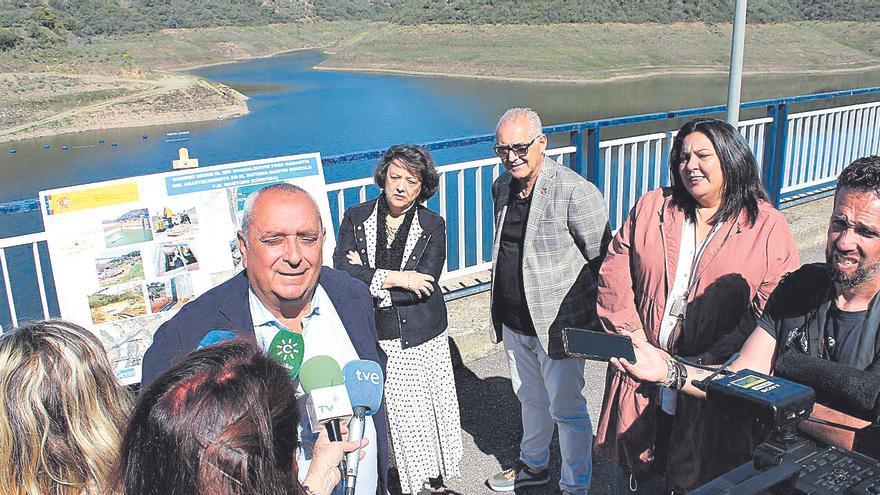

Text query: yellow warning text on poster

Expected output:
[45,183,140,215]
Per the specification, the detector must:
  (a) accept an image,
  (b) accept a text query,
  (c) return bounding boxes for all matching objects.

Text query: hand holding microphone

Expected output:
[304,422,369,495]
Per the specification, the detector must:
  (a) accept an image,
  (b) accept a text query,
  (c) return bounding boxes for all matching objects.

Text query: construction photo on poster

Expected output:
[39,153,336,385]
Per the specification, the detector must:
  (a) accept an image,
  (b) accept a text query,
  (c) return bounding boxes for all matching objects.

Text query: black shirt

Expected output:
[494,186,537,336]
[757,263,880,371]
[826,304,868,367]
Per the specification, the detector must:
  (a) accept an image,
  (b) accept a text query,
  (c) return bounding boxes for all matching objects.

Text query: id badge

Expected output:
[669,291,689,319]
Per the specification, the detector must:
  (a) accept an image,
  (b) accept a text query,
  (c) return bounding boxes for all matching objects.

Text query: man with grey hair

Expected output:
[486,108,611,494]
[142,183,389,495]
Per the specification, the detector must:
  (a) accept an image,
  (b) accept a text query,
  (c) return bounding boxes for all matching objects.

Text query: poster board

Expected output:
[39,152,335,385]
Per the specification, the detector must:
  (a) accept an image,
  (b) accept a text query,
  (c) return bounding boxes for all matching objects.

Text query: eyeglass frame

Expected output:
[492,134,544,161]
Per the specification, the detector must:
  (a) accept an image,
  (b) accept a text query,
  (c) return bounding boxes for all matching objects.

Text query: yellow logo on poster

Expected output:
[45,183,140,215]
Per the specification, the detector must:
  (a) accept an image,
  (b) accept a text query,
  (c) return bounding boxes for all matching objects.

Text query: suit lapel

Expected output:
[523,157,556,249]
[660,200,680,298]
[401,209,427,271]
[492,175,512,261]
[364,201,379,268]
[320,271,369,358]
[217,271,256,338]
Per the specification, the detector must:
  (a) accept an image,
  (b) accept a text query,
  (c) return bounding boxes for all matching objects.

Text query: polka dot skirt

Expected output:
[379,333,463,494]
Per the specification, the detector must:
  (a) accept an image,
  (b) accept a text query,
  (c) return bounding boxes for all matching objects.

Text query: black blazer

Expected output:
[333,198,448,349]
[141,268,389,494]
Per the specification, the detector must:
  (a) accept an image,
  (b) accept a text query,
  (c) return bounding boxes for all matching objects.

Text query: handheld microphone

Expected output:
[300,356,352,442]
[266,329,305,379]
[342,360,384,495]
[197,330,236,349]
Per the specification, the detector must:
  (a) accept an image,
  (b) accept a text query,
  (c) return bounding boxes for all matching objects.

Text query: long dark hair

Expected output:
[669,118,768,226]
[115,341,302,495]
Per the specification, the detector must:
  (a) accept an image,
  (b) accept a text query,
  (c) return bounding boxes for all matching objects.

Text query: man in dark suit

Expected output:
[142,183,388,495]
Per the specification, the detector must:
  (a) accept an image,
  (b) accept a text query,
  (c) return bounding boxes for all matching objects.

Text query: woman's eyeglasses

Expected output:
[493,135,542,160]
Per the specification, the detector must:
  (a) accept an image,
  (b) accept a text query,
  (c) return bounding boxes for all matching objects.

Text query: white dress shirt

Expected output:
[249,286,379,495]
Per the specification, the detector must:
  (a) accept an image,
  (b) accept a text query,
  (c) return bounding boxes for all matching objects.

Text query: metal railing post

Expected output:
[570,129,586,176]
[585,126,603,190]
[762,102,789,207]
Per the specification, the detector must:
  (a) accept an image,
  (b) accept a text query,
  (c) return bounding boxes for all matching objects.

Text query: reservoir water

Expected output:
[0,49,878,326]
[1,49,879,227]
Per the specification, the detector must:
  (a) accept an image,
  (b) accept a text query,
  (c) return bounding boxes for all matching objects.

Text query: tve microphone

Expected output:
[197,330,236,349]
[266,329,305,379]
[300,356,352,442]
[342,360,384,495]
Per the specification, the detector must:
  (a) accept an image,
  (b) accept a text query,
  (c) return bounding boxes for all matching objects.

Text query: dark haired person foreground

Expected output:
[595,118,799,493]
[0,319,132,495]
[142,183,388,494]
[616,155,880,451]
[117,340,365,495]
[334,145,462,494]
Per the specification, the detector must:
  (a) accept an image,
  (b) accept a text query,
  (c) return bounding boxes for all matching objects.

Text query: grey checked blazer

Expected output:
[490,156,611,358]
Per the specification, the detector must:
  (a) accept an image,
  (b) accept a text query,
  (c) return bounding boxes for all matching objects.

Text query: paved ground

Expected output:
[401,195,834,494]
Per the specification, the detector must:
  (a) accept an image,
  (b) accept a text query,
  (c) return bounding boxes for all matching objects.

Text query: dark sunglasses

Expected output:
[493,135,542,160]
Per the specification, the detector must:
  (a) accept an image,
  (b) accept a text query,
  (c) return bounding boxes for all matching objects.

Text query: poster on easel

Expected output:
[39,152,335,385]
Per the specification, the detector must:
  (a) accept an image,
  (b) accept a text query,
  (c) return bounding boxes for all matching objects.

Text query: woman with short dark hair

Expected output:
[116,340,364,495]
[334,144,462,494]
[594,119,800,493]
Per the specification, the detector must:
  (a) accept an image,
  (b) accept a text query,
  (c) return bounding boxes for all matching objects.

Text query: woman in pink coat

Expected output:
[594,119,799,493]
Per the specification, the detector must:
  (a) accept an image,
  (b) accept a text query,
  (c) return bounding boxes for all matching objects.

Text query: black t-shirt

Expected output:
[826,304,868,367]
[757,263,880,371]
[494,187,537,336]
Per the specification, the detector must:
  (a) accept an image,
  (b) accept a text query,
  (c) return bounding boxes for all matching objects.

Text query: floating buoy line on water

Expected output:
[6,130,192,157]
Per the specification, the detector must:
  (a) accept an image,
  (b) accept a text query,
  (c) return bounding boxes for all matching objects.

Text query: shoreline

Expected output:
[314,62,880,85]
[3,18,878,143]
[0,106,248,145]
[167,45,333,74]
[0,77,249,144]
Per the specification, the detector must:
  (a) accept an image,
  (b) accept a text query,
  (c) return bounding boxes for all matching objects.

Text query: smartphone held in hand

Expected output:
[563,327,637,363]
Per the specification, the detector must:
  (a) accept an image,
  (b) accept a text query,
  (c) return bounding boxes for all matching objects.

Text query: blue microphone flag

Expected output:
[342,360,384,415]
[197,330,236,349]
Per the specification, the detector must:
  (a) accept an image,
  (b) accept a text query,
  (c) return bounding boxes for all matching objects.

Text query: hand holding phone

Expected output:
[563,327,636,363]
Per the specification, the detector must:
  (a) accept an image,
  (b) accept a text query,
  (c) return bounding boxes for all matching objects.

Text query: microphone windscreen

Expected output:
[343,360,384,414]
[300,355,343,393]
[197,330,236,349]
[775,351,880,423]
[266,329,304,379]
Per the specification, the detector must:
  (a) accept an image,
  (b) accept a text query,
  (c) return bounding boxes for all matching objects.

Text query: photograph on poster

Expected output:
[88,282,147,324]
[103,208,153,248]
[95,249,144,288]
[94,313,171,382]
[230,238,242,269]
[228,181,283,228]
[151,205,198,239]
[153,240,199,276]
[147,273,195,314]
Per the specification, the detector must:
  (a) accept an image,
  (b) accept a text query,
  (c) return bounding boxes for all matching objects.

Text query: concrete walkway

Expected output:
[430,195,834,494]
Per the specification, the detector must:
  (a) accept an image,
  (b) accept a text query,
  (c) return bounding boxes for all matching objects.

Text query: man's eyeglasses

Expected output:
[493,135,542,160]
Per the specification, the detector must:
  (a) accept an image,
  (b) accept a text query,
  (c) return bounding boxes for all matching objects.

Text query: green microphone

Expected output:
[300,355,352,442]
[267,329,305,379]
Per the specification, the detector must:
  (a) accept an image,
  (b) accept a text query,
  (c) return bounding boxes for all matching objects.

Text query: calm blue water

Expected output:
[0,50,878,326]
[3,49,879,214]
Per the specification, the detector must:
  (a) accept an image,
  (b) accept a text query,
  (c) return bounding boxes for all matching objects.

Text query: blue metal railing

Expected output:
[1,86,879,327]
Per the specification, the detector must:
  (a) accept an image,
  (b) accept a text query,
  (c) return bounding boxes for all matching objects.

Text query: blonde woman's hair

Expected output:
[0,319,132,495]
